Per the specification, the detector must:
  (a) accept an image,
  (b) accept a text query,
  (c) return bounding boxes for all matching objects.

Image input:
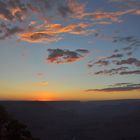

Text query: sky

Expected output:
[0,0,140,101]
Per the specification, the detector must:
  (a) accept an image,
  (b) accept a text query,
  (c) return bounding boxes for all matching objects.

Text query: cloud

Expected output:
[88,59,110,68]
[90,56,140,76]
[32,81,48,87]
[47,48,89,64]
[0,23,23,40]
[112,36,140,54]
[88,53,123,68]
[18,22,93,43]
[85,83,140,92]
[94,67,128,75]
[29,0,86,19]
[113,36,140,46]
[120,70,140,75]
[67,0,86,18]
[116,58,140,67]
[18,31,62,43]
[75,9,137,22]
[109,0,140,9]
[109,83,132,87]
[0,0,139,43]
[107,54,123,59]
[36,73,44,77]
[0,0,89,42]
[75,49,89,53]
[88,35,140,76]
[95,60,110,66]
[134,9,140,15]
[0,0,27,21]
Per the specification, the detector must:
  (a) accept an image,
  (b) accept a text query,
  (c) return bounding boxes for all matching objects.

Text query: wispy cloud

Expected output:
[77,9,136,22]
[85,83,140,92]
[32,81,48,87]
[88,53,123,68]
[120,70,140,75]
[0,23,23,40]
[112,36,140,55]
[94,67,128,75]
[116,58,140,67]
[109,0,140,9]
[0,0,27,21]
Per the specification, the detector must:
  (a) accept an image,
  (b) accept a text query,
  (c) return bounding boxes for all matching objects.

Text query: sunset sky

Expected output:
[0,0,140,101]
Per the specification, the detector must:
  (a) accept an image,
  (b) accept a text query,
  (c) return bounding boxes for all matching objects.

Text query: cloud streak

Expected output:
[116,58,140,67]
[85,83,140,92]
[120,70,140,75]
[94,67,128,75]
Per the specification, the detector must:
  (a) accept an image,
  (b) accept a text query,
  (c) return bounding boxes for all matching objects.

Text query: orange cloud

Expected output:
[18,31,62,43]
[133,9,140,15]
[18,22,92,43]
[10,7,22,16]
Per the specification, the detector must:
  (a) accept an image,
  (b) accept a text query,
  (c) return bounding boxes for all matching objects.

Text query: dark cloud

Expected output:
[116,58,140,67]
[75,49,89,53]
[113,49,119,53]
[94,60,110,66]
[120,70,140,75]
[126,52,133,56]
[0,23,23,40]
[107,54,123,59]
[88,53,123,68]
[113,36,140,45]
[112,36,140,55]
[29,0,85,19]
[94,67,128,75]
[0,0,27,21]
[88,35,140,76]
[88,58,110,68]
[47,48,89,64]
[109,83,131,87]
[0,1,13,20]
[85,83,140,92]
[58,5,72,18]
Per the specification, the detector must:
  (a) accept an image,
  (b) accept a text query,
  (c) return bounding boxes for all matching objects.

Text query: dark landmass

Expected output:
[0,99,140,140]
[0,105,39,140]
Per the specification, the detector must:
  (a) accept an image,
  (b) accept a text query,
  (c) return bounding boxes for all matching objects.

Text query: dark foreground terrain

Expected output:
[0,99,140,140]
[0,105,39,140]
